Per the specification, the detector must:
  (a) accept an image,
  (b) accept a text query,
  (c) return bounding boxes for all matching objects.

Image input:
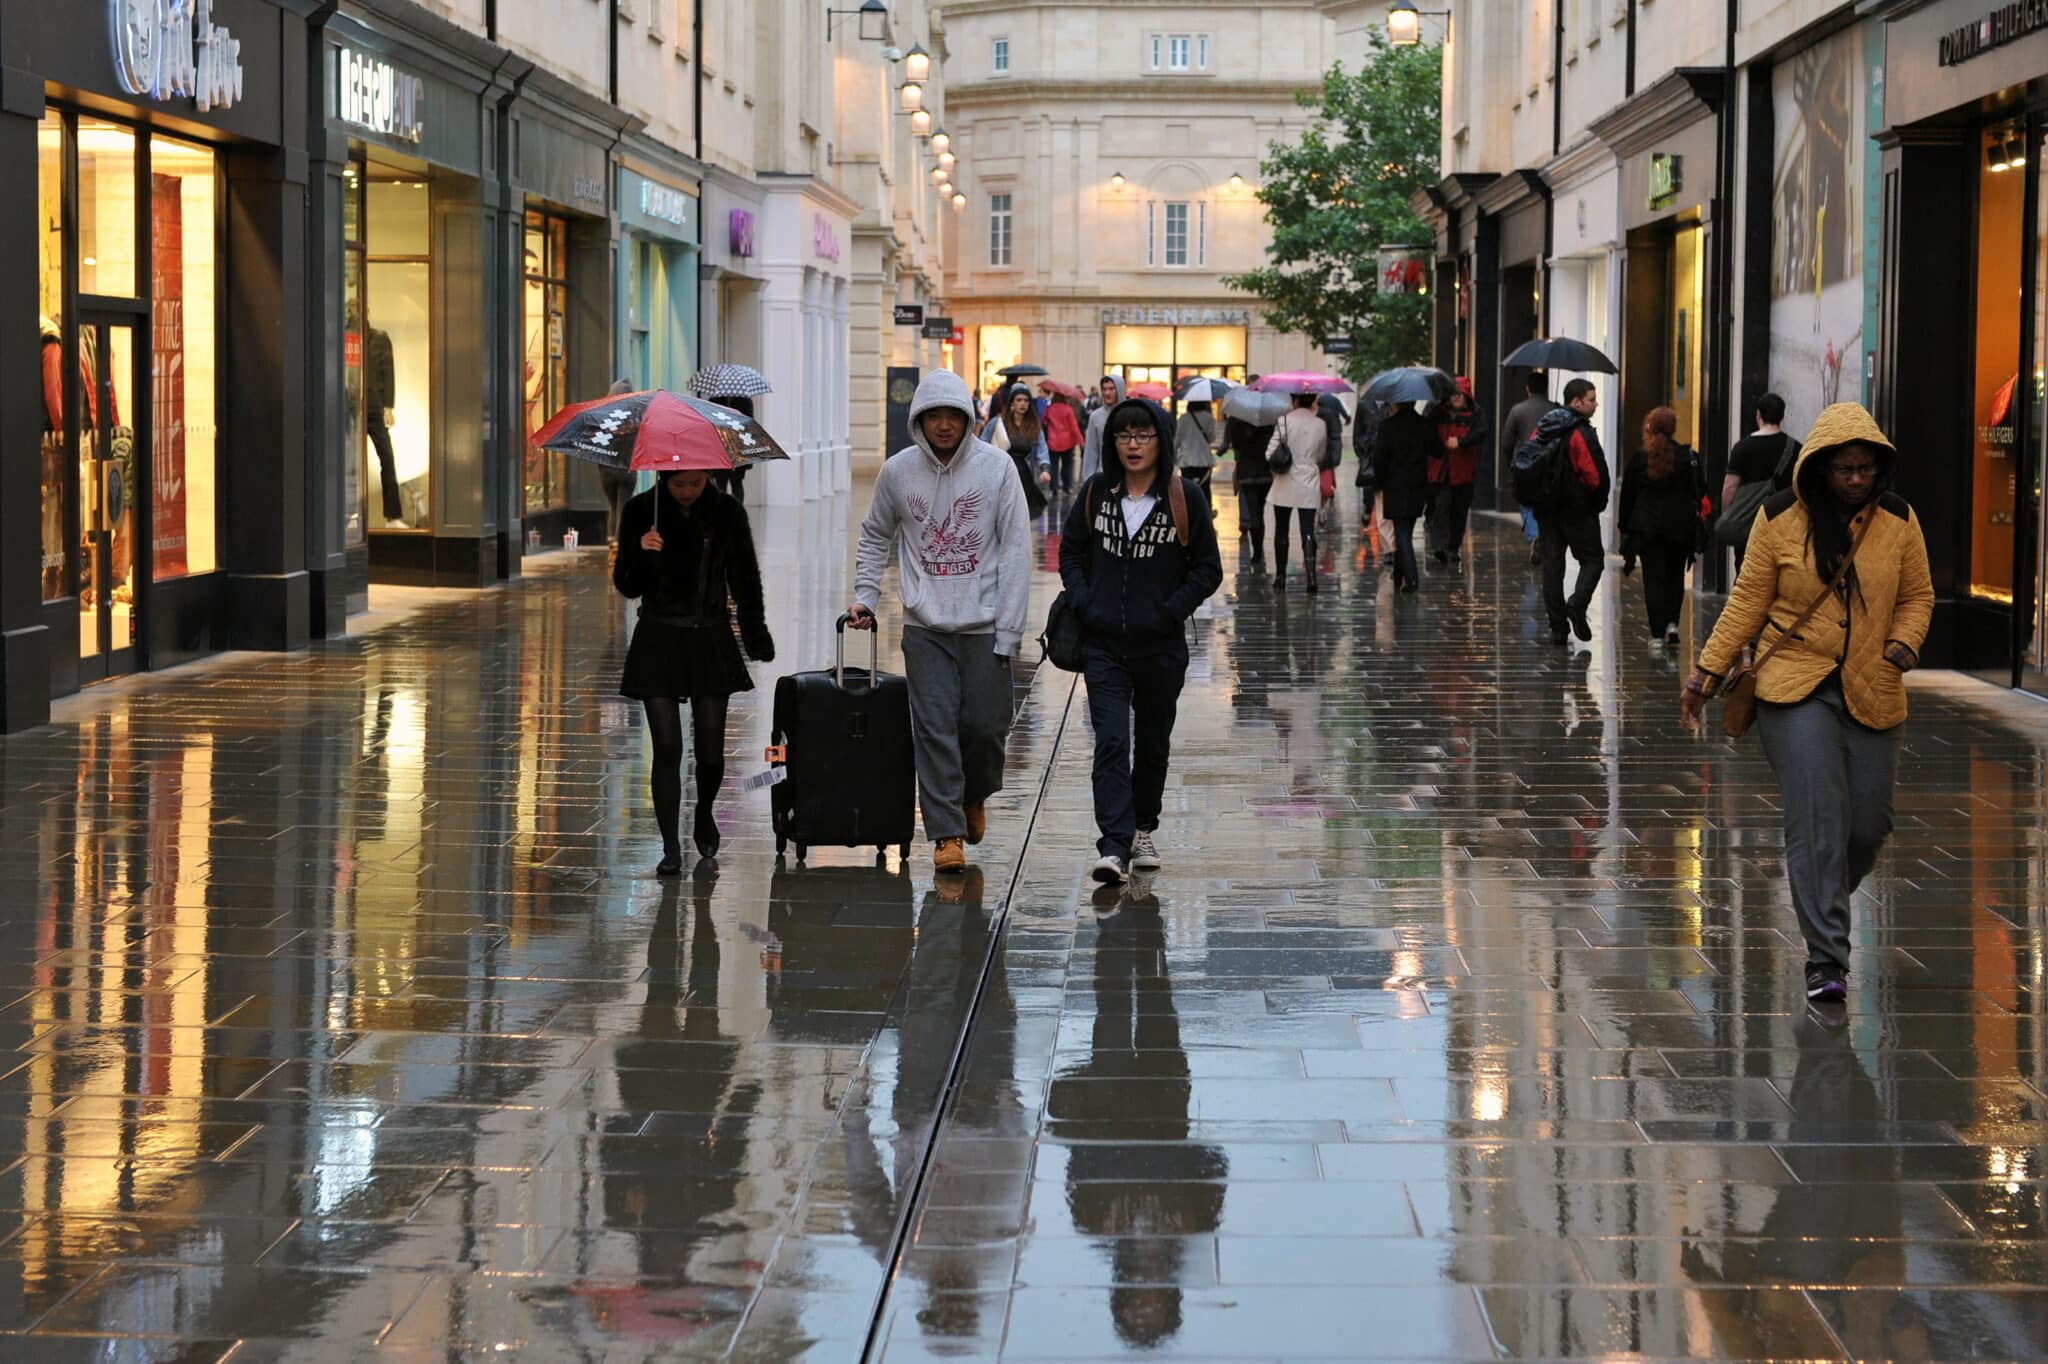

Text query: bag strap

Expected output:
[1166,472,1190,546]
[1752,510,1876,671]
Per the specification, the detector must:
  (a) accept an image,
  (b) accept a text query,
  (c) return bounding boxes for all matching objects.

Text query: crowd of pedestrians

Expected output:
[607,355,1935,1005]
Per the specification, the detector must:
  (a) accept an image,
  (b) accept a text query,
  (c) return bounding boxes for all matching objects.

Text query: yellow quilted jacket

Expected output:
[1699,402,1934,730]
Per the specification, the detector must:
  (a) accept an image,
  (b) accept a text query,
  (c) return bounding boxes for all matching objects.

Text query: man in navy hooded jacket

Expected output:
[1058,397,1224,886]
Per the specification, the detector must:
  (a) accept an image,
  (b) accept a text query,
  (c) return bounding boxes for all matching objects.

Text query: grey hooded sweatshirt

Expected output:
[1080,375,1128,483]
[856,369,1033,656]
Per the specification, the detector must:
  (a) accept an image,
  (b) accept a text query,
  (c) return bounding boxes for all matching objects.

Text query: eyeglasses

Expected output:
[1828,462,1879,480]
[1114,431,1159,446]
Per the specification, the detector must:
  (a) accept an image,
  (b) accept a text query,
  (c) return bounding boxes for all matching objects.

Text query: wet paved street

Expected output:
[2,484,2047,1360]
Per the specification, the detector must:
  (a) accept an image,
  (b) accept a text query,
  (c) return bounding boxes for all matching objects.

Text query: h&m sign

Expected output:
[1647,152,1683,211]
[111,0,245,112]
[1098,307,1251,327]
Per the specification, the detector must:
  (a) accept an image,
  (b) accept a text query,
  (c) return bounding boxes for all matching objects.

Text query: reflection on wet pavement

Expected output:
[2,488,2045,1359]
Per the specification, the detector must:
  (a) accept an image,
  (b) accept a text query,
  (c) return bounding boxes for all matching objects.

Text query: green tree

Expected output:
[1224,32,1442,383]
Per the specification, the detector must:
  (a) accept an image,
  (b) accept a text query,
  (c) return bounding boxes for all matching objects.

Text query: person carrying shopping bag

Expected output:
[1679,402,1934,1003]
[1059,397,1223,886]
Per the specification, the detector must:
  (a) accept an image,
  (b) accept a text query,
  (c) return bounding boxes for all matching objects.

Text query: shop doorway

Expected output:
[76,313,145,683]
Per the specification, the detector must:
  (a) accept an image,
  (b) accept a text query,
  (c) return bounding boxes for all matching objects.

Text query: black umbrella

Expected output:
[996,364,1049,378]
[1502,337,1618,374]
[1361,367,1456,406]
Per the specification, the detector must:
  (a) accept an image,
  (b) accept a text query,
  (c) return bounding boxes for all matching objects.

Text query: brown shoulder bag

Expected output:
[1720,513,1873,738]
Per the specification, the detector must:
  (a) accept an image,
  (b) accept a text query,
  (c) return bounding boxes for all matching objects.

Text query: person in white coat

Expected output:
[1265,394,1328,593]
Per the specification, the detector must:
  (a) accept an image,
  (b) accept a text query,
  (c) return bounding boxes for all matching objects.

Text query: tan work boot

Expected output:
[934,838,967,874]
[965,803,987,845]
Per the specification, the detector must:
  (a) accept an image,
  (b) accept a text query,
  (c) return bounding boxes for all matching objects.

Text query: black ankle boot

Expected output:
[694,806,721,860]
[656,846,684,877]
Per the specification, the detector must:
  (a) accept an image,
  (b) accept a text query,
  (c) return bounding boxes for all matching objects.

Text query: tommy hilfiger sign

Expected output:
[1938,1,2048,66]
[111,0,245,112]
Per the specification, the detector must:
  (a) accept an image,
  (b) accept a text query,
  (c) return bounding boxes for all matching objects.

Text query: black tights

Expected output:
[644,696,730,852]
[1271,506,1317,576]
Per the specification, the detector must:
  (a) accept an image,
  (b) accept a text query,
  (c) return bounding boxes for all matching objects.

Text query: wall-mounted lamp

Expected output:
[1109,171,1126,190]
[931,166,950,186]
[1386,1,1448,46]
[898,80,925,113]
[938,149,956,169]
[951,192,967,210]
[1228,173,1244,188]
[910,108,933,137]
[826,0,889,42]
[903,42,932,83]
[929,127,952,154]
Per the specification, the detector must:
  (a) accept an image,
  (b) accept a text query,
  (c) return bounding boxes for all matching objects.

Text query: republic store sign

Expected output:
[110,0,246,112]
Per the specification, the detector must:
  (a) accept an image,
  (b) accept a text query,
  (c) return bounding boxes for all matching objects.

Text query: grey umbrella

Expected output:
[1501,337,1617,374]
[1221,387,1291,425]
[1360,367,1456,406]
[996,364,1049,378]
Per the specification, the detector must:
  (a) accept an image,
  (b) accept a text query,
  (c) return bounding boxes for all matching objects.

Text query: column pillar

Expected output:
[0,69,50,731]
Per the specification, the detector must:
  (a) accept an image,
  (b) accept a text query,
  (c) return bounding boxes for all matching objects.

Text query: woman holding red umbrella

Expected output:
[613,470,775,874]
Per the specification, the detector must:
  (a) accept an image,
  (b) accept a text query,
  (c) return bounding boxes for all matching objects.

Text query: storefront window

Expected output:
[1973,122,2026,603]
[367,169,432,530]
[524,212,571,514]
[77,121,137,299]
[150,135,218,580]
[38,114,66,603]
[1103,322,1247,389]
[2029,128,2048,678]
[342,160,365,547]
[1668,223,1706,447]
[977,324,1022,410]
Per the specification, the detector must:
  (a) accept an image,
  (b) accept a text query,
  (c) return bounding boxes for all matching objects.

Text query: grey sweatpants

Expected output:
[1755,677,1903,973]
[901,626,1014,841]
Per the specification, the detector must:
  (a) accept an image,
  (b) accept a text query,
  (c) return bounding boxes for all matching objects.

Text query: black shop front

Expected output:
[0,0,310,731]
[1879,0,2048,691]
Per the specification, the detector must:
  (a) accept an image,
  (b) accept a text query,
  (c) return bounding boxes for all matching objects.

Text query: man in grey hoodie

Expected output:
[1079,374,1127,484]
[849,369,1033,873]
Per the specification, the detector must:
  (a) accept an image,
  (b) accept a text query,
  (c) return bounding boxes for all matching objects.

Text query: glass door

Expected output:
[2025,121,2048,693]
[77,315,143,682]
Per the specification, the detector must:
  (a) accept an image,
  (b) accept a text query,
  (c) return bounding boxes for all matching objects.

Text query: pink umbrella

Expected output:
[1128,381,1172,401]
[1252,371,1354,396]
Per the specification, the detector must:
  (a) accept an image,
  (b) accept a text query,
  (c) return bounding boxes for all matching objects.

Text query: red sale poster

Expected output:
[151,173,188,579]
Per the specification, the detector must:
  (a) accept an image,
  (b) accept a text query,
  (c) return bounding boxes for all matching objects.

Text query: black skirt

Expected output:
[619,618,753,701]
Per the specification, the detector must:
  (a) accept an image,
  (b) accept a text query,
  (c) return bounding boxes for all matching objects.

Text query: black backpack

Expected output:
[1511,411,1579,511]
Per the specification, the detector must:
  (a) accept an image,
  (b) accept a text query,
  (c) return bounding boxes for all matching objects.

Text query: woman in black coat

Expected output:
[614,471,775,873]
[1618,404,1708,649]
[1224,415,1275,567]
[1372,403,1440,594]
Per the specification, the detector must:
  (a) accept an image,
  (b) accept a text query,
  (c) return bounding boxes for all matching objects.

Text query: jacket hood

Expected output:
[908,369,979,464]
[1792,401,1897,509]
[1100,375,1128,405]
[1454,375,1475,399]
[1534,405,1582,438]
[1101,397,1178,486]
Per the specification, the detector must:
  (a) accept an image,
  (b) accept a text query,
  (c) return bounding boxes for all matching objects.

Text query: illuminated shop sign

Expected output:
[336,45,424,144]
[1098,307,1251,326]
[111,0,245,112]
[1938,1,2048,66]
[642,181,690,226]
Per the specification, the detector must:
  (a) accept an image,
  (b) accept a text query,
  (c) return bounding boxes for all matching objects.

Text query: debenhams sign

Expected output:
[1938,1,2048,66]
[1099,307,1251,327]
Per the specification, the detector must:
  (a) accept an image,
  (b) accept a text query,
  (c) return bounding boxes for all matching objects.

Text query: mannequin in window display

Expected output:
[366,326,406,527]
[40,319,67,600]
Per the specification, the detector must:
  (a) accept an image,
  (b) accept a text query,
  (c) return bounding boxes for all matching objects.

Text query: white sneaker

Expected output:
[1090,854,1128,886]
[386,517,410,530]
[1131,831,1162,870]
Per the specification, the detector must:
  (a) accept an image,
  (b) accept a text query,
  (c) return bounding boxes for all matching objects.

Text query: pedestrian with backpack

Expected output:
[1718,393,1801,575]
[1617,405,1708,650]
[1059,398,1224,886]
[1513,378,1611,645]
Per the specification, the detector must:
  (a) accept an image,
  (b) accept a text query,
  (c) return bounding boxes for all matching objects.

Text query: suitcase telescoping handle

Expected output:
[834,612,880,692]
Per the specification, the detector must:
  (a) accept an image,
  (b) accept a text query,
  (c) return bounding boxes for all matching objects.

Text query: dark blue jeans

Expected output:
[1082,641,1188,858]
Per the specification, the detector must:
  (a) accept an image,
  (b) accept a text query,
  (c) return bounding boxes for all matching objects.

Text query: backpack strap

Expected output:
[1166,473,1190,546]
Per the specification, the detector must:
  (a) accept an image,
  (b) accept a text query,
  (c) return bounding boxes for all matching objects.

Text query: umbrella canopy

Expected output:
[1173,376,1236,403]
[1037,379,1087,401]
[1360,367,1456,406]
[1501,337,1618,374]
[1221,387,1291,425]
[1252,370,1354,396]
[688,363,773,398]
[533,390,789,474]
[1127,381,1172,401]
[996,363,1050,378]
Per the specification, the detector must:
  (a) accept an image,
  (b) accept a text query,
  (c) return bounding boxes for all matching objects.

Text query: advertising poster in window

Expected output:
[151,173,188,579]
[1769,27,1865,437]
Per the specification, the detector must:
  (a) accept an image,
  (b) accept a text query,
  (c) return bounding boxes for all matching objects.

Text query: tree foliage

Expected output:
[1224,32,1442,383]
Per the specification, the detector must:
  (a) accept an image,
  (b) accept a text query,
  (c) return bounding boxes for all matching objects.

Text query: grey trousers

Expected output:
[902,626,1014,841]
[1755,677,1903,972]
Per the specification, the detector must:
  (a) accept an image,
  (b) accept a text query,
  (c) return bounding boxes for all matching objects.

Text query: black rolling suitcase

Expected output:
[768,614,916,862]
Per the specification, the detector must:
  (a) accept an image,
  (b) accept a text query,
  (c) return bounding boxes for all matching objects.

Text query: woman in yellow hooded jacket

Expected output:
[1679,402,1934,1003]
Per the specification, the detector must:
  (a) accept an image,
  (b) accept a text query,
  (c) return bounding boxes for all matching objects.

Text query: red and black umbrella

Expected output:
[532,389,789,474]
